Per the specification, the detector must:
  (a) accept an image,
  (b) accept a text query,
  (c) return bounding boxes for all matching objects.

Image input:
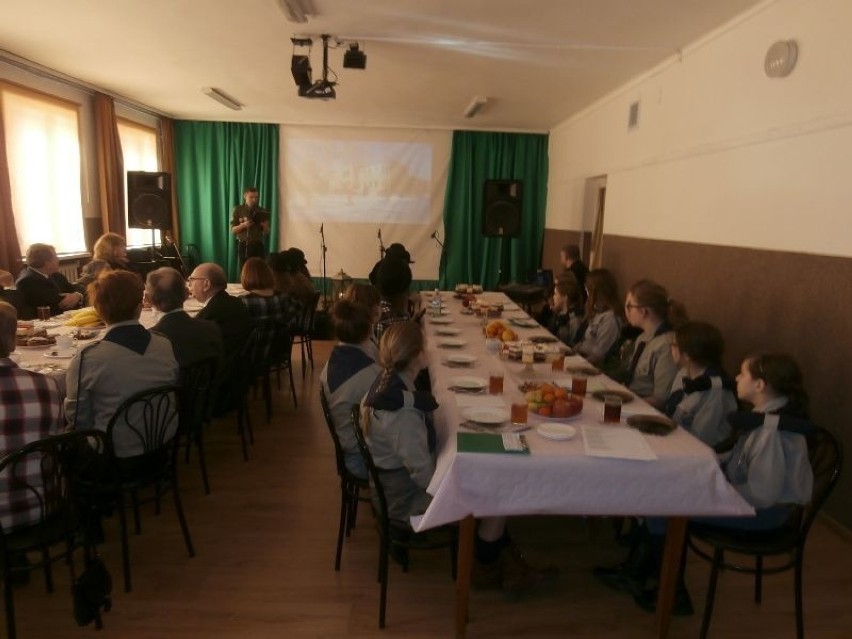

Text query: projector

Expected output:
[299,79,336,100]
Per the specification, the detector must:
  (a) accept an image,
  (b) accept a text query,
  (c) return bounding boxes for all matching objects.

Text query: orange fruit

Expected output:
[538,405,552,417]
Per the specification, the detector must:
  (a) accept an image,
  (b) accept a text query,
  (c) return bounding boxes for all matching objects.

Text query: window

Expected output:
[117,119,160,247]
[1,85,86,255]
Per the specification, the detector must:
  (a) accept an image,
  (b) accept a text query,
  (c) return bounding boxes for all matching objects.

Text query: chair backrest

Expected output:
[351,405,391,529]
[296,291,321,335]
[178,357,219,432]
[244,318,292,373]
[799,426,843,538]
[105,385,180,459]
[319,386,347,478]
[0,430,108,536]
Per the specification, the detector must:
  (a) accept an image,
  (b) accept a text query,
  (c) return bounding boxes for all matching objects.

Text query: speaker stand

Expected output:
[497,236,511,287]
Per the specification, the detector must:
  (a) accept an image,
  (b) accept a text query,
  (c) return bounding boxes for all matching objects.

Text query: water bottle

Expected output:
[431,288,442,316]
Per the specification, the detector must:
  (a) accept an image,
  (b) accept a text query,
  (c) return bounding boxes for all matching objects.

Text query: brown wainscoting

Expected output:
[598,234,852,528]
[540,229,592,275]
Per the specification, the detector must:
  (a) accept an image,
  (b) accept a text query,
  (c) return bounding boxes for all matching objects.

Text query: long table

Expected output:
[413,292,753,638]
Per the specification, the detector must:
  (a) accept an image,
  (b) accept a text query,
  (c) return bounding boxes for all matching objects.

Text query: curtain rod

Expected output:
[0,49,171,120]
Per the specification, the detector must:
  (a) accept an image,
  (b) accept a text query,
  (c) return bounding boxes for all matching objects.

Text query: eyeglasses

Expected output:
[187,276,208,283]
[624,303,645,311]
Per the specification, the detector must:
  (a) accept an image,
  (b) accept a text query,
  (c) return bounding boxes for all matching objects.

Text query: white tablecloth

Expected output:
[411,292,753,532]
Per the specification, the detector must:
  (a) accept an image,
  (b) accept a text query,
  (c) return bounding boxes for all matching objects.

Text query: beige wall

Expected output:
[547,0,852,256]
[546,0,852,527]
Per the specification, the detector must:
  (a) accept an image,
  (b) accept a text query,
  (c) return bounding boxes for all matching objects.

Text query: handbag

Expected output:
[71,552,112,628]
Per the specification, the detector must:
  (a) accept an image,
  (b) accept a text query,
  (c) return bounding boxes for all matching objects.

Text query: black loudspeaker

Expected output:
[128,171,172,230]
[482,179,522,238]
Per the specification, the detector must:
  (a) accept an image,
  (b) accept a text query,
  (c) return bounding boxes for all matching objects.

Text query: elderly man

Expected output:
[146,267,224,369]
[15,243,84,319]
[0,301,64,536]
[65,270,178,458]
[189,263,251,361]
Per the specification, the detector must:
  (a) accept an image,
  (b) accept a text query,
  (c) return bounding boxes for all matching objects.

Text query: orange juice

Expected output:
[510,400,528,425]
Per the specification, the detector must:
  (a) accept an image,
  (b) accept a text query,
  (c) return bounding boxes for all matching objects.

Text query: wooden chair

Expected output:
[688,426,842,639]
[319,387,368,570]
[101,385,194,592]
[178,356,219,494]
[0,430,108,639]
[292,291,321,380]
[350,406,456,629]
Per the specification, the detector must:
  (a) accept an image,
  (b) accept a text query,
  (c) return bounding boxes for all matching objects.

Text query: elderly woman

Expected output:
[65,270,178,458]
[75,232,131,289]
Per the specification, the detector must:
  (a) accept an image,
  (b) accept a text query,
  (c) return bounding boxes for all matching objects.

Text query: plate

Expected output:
[437,338,467,348]
[430,317,454,325]
[446,353,477,365]
[503,303,520,310]
[34,321,61,329]
[509,318,538,328]
[16,341,56,350]
[591,389,635,404]
[626,415,676,436]
[529,335,559,344]
[44,349,76,359]
[450,376,488,391]
[435,327,462,336]
[537,423,578,440]
[462,407,510,425]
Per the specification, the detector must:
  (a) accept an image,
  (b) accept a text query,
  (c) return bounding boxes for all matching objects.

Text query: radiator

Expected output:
[58,261,80,281]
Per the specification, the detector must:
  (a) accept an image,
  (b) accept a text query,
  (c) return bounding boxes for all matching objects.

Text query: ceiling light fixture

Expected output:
[463,96,488,118]
[202,87,243,110]
[276,0,316,24]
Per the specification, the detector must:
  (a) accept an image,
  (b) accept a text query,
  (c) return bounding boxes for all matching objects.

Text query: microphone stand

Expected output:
[432,231,446,285]
[378,229,385,260]
[320,224,329,310]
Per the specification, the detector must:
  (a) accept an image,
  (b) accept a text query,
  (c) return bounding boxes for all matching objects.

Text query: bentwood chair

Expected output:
[350,407,457,629]
[101,385,194,593]
[319,388,369,570]
[178,356,219,495]
[687,426,842,639]
[0,430,108,639]
[292,291,321,380]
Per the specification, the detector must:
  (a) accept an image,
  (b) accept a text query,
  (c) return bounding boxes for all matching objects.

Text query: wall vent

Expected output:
[628,101,640,129]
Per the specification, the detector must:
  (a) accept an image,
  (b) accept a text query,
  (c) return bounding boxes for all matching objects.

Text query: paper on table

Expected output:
[582,425,657,461]
[454,394,509,409]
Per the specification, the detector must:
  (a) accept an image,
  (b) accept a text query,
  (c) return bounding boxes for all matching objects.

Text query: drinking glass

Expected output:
[37,306,51,321]
[488,368,504,394]
[510,396,528,425]
[571,373,588,396]
[603,395,623,423]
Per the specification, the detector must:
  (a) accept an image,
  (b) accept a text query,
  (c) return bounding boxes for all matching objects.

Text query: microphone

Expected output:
[377,229,382,240]
[430,230,438,240]
[320,223,324,234]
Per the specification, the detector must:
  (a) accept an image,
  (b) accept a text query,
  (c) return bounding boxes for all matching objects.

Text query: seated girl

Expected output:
[663,322,737,448]
[361,321,556,594]
[546,278,585,347]
[622,280,687,408]
[575,269,623,367]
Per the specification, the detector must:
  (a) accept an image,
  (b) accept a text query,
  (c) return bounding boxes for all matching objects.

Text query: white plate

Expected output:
[503,303,520,310]
[435,327,462,336]
[462,407,510,425]
[34,321,61,329]
[16,342,55,350]
[450,376,487,391]
[509,318,539,328]
[438,338,467,348]
[44,349,76,359]
[430,317,454,324]
[447,353,477,365]
[537,423,578,440]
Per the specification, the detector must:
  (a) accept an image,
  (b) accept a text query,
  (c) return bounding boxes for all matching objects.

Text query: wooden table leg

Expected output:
[656,516,687,639]
[454,516,475,639]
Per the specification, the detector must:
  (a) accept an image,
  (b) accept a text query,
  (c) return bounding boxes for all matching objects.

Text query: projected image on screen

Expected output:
[286,139,431,224]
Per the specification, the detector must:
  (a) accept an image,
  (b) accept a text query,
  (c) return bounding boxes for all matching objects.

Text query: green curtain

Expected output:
[174,121,279,281]
[439,131,548,291]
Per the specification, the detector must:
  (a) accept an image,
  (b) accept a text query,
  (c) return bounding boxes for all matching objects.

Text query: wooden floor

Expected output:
[9,340,852,638]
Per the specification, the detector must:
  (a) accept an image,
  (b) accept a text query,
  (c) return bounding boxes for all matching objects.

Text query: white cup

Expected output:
[55,335,74,350]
